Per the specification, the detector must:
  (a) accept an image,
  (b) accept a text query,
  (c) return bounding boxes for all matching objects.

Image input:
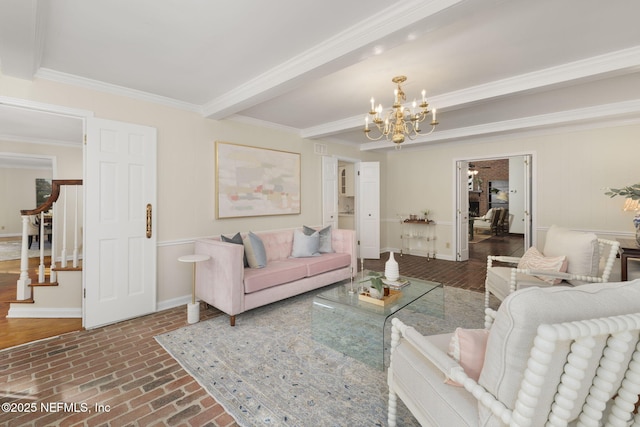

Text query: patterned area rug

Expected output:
[155,284,486,426]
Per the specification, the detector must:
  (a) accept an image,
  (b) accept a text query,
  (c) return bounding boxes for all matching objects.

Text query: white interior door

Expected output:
[357,162,380,259]
[523,154,533,248]
[84,118,157,328]
[321,156,338,229]
[456,161,470,261]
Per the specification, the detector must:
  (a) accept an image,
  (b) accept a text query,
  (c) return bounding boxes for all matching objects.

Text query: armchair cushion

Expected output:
[517,246,568,284]
[543,225,599,285]
[478,280,640,426]
[446,328,489,386]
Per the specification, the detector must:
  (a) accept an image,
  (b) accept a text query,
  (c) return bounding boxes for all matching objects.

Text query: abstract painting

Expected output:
[216,141,301,218]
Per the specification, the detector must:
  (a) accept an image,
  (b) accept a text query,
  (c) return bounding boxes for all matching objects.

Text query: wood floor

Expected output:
[0,255,83,350]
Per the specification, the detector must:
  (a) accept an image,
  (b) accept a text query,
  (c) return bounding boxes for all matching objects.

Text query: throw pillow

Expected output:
[517,246,568,285]
[303,225,334,253]
[221,232,249,268]
[243,232,267,268]
[291,229,321,258]
[446,328,490,386]
[543,225,599,285]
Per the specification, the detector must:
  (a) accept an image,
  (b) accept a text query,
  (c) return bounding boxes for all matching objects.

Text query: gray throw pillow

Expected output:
[243,231,267,268]
[221,232,249,268]
[303,225,334,253]
[291,229,321,257]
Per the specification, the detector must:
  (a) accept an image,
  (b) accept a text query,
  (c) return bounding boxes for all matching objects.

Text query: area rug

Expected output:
[0,240,51,261]
[155,285,486,426]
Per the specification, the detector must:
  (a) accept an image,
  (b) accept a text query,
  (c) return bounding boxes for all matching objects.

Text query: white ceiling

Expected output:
[1,0,640,151]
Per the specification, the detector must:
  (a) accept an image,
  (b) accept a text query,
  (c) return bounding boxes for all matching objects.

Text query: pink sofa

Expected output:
[195,228,357,325]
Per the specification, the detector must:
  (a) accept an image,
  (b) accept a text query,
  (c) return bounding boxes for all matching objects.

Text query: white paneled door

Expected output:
[321,156,338,230]
[456,160,470,261]
[357,162,380,259]
[84,118,157,328]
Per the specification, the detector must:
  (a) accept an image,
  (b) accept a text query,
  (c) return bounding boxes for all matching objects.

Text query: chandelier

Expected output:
[364,75,438,148]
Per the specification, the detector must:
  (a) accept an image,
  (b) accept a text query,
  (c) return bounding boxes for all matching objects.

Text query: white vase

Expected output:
[368,287,383,299]
[385,251,399,282]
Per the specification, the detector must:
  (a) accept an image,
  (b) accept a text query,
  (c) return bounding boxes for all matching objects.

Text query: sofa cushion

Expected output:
[478,280,640,427]
[301,252,351,277]
[291,229,321,258]
[517,246,568,284]
[543,225,599,285]
[221,232,249,268]
[243,260,308,293]
[243,231,267,268]
[303,225,334,253]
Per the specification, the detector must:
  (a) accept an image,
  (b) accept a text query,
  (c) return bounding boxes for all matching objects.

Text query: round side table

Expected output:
[178,254,211,324]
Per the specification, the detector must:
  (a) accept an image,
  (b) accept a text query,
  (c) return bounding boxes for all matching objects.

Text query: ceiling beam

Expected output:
[202,0,466,120]
[302,46,640,139]
[0,0,47,80]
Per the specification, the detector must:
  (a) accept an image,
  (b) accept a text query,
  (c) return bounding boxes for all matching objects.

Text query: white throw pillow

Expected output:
[543,225,599,285]
[517,247,568,284]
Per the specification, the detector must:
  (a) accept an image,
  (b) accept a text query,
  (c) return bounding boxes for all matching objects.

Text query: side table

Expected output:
[178,254,211,324]
[618,239,640,281]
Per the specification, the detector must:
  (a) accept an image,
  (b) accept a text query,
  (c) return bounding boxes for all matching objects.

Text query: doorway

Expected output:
[455,154,533,262]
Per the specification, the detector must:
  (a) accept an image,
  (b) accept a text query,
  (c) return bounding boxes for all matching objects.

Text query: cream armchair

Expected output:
[388,279,640,427]
[484,225,619,308]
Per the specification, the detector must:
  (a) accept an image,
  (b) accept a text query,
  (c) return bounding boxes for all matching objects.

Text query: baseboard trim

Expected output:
[157,294,194,312]
[7,306,82,318]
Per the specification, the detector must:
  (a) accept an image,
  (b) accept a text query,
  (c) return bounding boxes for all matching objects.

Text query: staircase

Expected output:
[7,180,84,319]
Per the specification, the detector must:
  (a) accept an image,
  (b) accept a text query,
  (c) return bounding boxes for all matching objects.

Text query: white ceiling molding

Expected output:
[35,68,204,114]
[202,0,465,120]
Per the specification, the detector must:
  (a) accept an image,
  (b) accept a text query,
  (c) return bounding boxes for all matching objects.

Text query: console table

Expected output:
[618,239,640,281]
[400,219,436,259]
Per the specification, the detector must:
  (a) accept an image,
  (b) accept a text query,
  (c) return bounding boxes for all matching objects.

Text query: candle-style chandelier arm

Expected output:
[363,75,439,147]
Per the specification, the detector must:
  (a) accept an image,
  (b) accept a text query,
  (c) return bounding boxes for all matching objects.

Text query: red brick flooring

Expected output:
[0,235,523,426]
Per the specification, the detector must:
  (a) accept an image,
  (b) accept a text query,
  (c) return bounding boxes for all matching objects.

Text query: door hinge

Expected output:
[84,134,87,145]
[357,240,360,245]
[83,288,86,298]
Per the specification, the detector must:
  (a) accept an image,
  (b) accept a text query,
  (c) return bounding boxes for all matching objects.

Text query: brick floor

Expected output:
[0,305,239,427]
[0,234,522,426]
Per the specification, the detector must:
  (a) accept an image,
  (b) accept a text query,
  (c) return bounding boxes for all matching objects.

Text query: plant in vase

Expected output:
[422,209,431,222]
[359,271,386,299]
[605,183,640,244]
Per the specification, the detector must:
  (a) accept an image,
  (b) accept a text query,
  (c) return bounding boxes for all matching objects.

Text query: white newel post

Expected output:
[17,215,32,300]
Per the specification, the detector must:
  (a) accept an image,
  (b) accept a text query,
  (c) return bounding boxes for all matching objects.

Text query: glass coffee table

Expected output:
[311,271,444,369]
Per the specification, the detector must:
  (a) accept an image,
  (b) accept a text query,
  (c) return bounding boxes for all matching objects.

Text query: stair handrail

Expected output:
[20,179,82,216]
[16,179,83,301]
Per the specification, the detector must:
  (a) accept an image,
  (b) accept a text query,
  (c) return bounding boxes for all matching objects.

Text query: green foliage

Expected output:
[359,271,384,292]
[605,183,640,201]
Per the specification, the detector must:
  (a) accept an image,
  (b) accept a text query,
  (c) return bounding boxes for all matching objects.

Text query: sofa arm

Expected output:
[194,239,245,318]
[331,228,357,275]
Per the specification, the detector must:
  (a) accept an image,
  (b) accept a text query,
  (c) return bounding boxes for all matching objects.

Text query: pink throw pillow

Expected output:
[517,247,568,285]
[446,328,489,386]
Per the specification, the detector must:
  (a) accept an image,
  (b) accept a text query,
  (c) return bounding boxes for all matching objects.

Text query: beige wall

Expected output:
[0,73,383,307]
[383,124,639,258]
[2,72,637,309]
[0,139,82,235]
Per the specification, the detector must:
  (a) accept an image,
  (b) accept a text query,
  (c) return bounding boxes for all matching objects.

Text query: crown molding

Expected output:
[202,0,465,119]
[35,68,204,114]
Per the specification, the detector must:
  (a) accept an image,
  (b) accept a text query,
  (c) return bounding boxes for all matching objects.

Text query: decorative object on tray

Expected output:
[605,183,640,244]
[358,288,403,306]
[359,271,386,299]
[384,251,399,281]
